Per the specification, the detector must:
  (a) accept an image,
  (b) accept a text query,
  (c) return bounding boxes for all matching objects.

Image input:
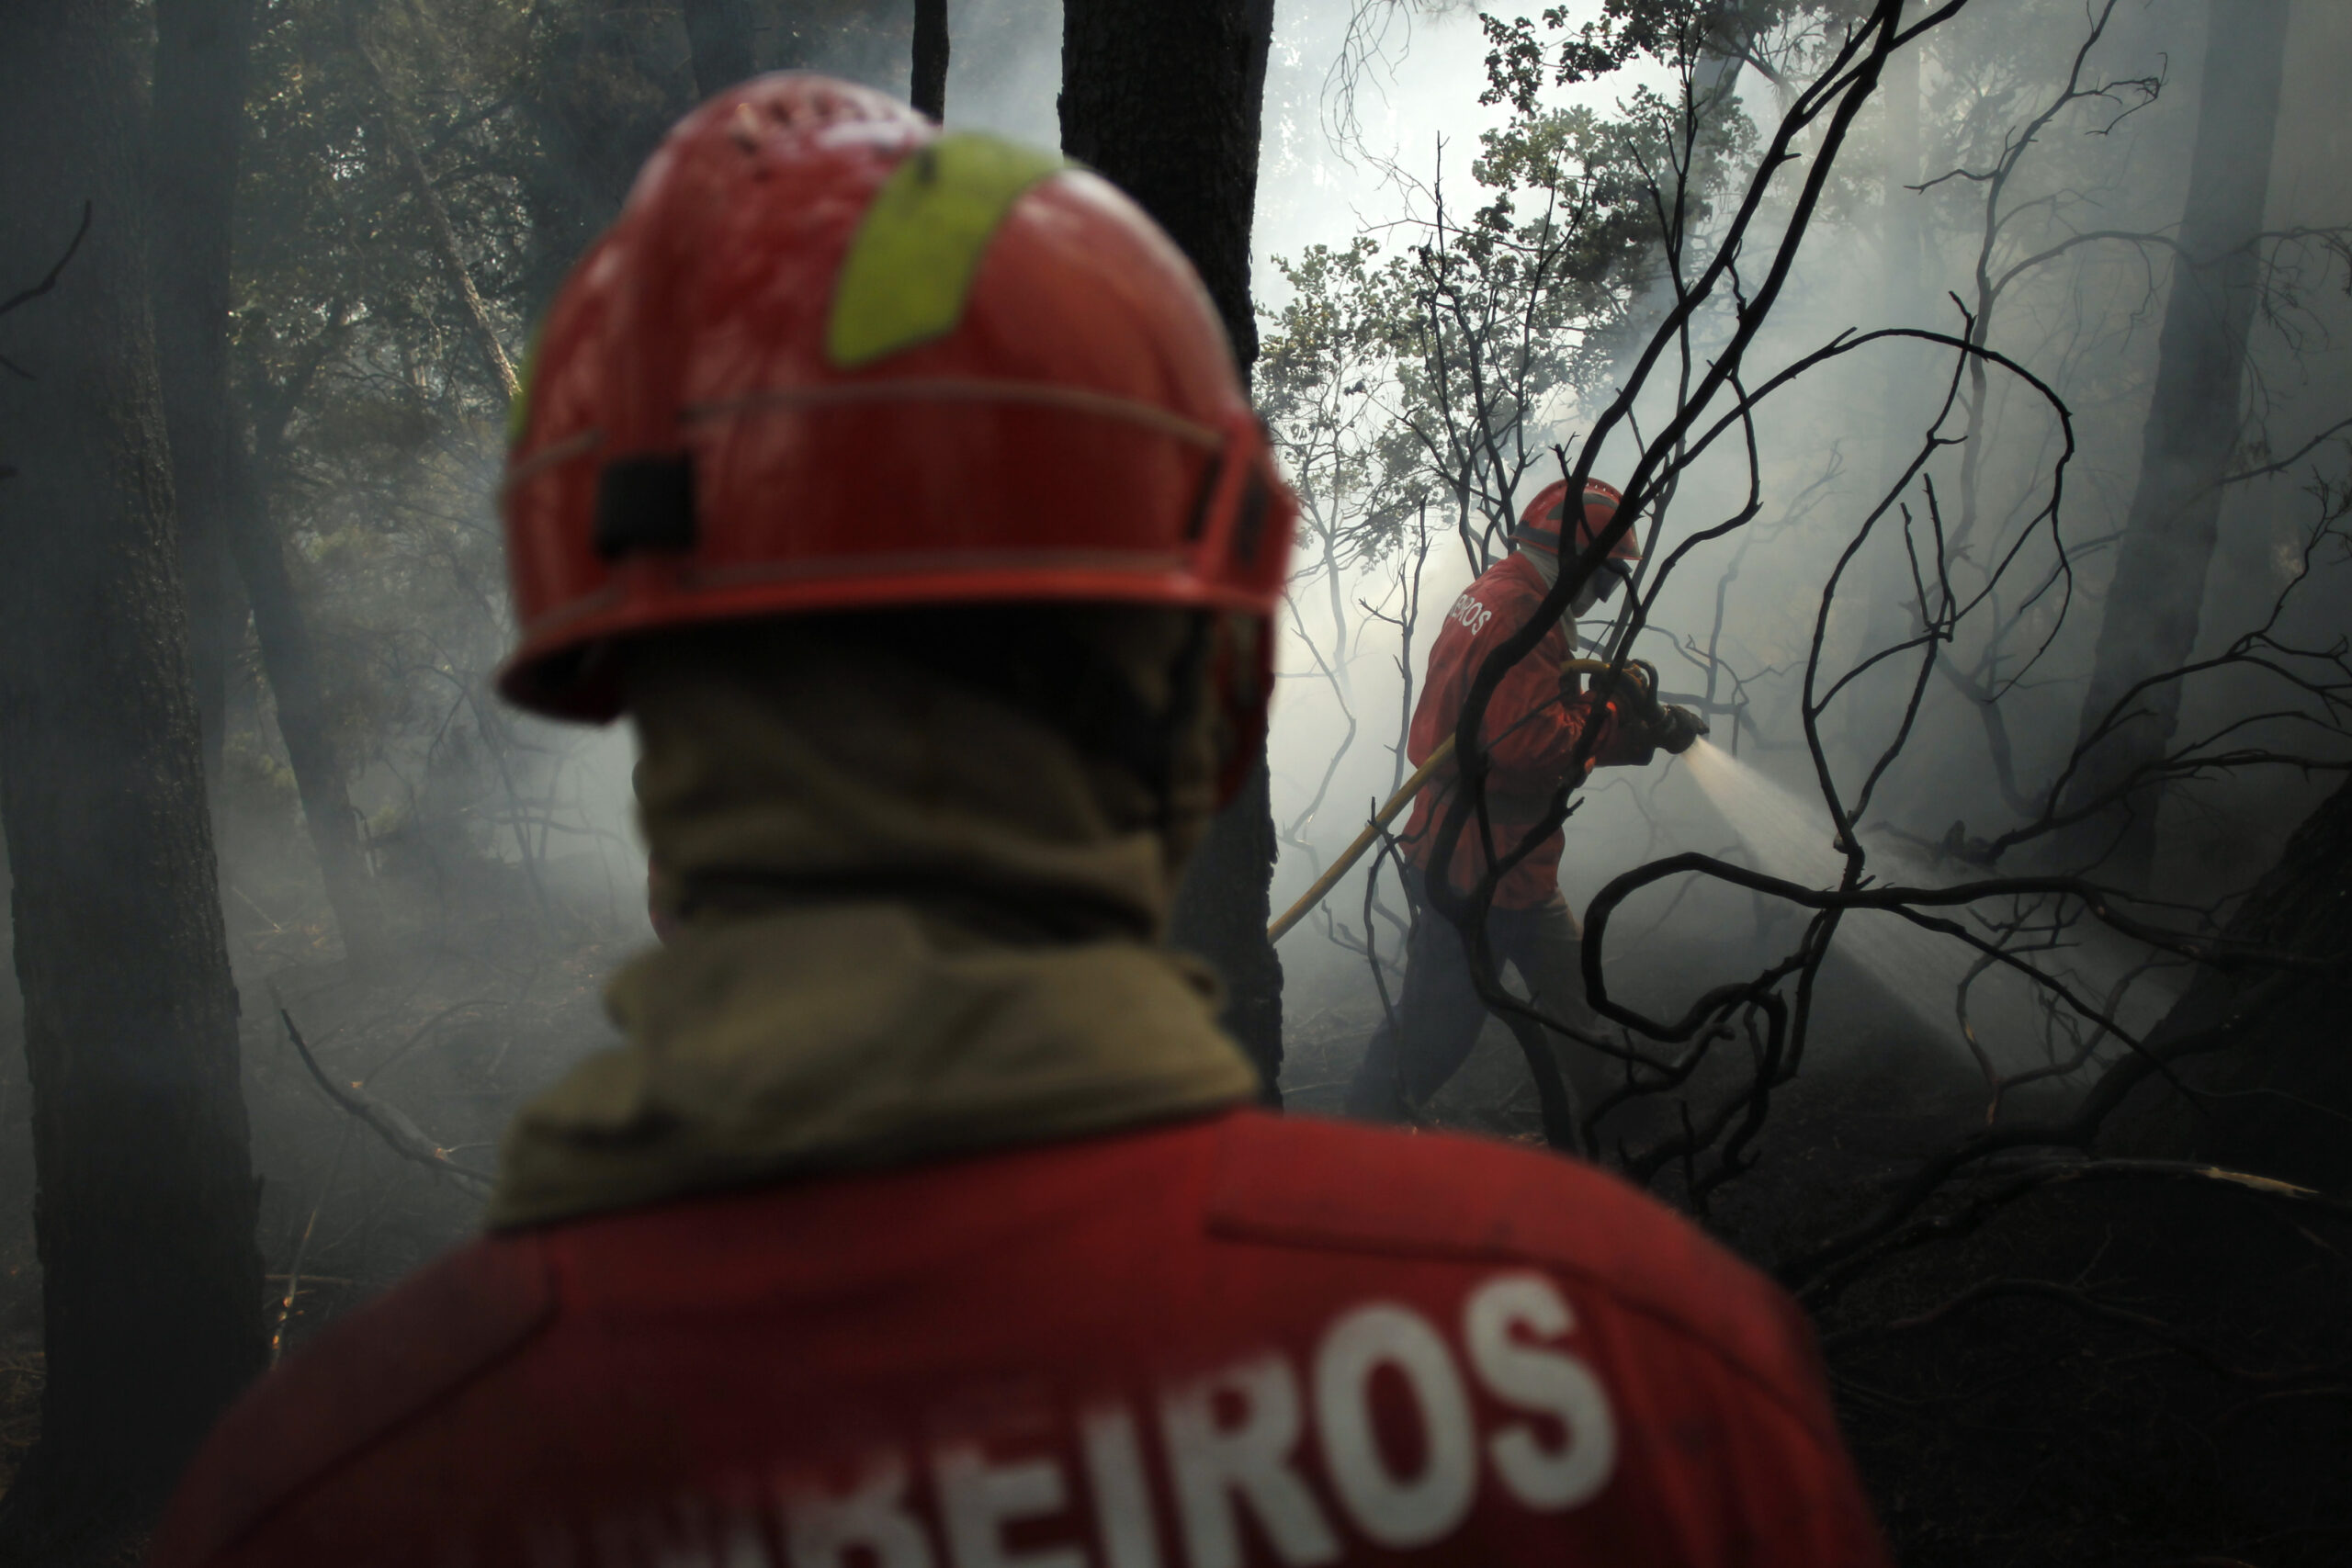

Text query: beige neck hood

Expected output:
[487,615,1260,1230]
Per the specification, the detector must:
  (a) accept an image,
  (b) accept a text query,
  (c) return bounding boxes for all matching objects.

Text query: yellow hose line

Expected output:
[1267,659,1634,942]
[1267,739,1454,943]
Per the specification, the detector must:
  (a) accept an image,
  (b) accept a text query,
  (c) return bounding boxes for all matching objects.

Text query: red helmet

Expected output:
[498,74,1295,723]
[1512,478,1637,559]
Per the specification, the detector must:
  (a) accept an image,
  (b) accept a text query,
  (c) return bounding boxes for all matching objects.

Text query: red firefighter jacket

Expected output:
[1401,552,1644,908]
[152,1110,1887,1568]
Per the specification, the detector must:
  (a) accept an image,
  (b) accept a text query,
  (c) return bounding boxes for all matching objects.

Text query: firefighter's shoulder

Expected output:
[1202,1110,1839,1444]
[1467,556,1555,632]
[1440,556,1544,646]
[148,1228,559,1568]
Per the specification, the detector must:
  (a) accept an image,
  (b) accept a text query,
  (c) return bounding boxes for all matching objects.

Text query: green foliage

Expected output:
[221,0,627,927]
[1258,238,1423,576]
[1261,18,1756,581]
[1479,1,1720,113]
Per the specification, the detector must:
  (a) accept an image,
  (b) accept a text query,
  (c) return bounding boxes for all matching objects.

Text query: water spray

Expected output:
[1676,739,2170,1070]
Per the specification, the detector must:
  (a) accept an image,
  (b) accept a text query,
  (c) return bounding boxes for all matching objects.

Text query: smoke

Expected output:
[1256,0,2352,1096]
[57,2,2335,1336]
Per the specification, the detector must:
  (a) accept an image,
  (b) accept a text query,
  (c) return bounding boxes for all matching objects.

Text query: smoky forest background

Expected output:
[0,0,2348,1562]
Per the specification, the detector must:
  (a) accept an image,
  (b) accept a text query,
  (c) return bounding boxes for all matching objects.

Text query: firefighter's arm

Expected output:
[1480,649,1616,789]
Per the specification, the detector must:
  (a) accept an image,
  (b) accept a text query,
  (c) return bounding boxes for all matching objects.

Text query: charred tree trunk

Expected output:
[0,0,267,1552]
[1059,0,1273,373]
[681,0,755,101]
[1061,0,1283,1100]
[226,450,388,974]
[1876,31,1927,436]
[910,0,948,120]
[1173,762,1284,1100]
[2105,767,2352,1190]
[153,0,387,975]
[147,0,255,790]
[2063,0,2290,886]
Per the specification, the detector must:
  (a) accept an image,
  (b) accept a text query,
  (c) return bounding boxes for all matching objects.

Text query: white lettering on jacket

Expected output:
[785,1454,934,1568]
[1313,1303,1478,1548]
[1162,1353,1341,1568]
[1445,592,1494,637]
[1080,1404,1163,1568]
[567,1272,1619,1568]
[1464,1273,1618,1510]
[935,1441,1083,1568]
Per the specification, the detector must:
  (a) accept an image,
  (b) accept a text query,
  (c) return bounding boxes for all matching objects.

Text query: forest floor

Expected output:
[0,852,2342,1562]
[1283,940,2352,1567]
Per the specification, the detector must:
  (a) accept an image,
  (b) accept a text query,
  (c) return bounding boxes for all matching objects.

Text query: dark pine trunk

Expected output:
[908,0,945,120]
[680,0,756,101]
[2063,0,2290,885]
[1061,0,1283,1100]
[2105,767,2352,1191]
[158,0,386,974]
[0,0,267,1554]
[910,0,949,119]
[147,0,257,787]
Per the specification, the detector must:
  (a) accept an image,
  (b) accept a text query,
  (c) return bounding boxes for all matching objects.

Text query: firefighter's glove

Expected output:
[1574,660,1656,709]
[1655,705,1709,755]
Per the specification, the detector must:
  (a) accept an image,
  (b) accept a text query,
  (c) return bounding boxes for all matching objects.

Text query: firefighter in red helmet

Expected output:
[153,76,1878,1568]
[1345,480,1704,1127]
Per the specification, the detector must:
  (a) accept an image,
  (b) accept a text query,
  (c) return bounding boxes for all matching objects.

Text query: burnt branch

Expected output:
[277,998,494,1201]
[0,198,91,379]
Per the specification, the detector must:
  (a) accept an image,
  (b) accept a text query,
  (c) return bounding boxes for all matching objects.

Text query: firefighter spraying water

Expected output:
[1266,496,2157,1097]
[1674,739,1973,1046]
[1264,479,1705,1126]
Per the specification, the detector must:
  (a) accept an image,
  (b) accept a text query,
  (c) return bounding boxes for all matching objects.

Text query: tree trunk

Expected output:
[227,449,389,974]
[0,0,267,1551]
[147,0,256,792]
[1167,761,1284,1102]
[1061,0,1283,1099]
[2062,0,2290,885]
[1060,0,1274,369]
[2104,767,2352,1192]
[681,0,755,101]
[160,0,389,975]
[910,0,948,120]
[1877,29,1927,422]
[1837,26,1930,758]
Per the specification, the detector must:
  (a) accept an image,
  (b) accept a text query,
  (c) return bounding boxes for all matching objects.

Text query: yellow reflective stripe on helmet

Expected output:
[827,133,1069,369]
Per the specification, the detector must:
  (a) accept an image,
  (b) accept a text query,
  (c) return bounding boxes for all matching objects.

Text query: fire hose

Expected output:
[1267,658,1700,942]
